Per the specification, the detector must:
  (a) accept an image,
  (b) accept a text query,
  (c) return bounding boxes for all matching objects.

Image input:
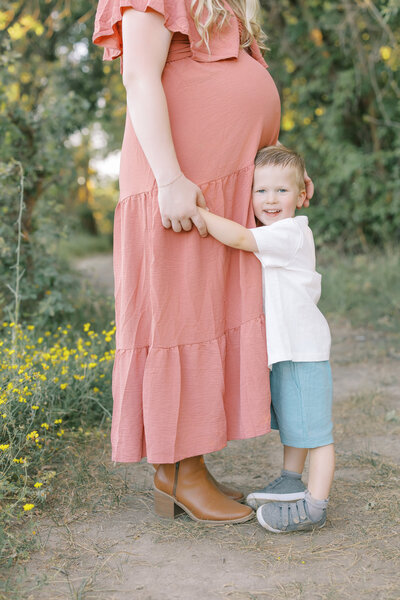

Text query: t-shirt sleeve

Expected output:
[250,220,303,268]
[92,0,189,72]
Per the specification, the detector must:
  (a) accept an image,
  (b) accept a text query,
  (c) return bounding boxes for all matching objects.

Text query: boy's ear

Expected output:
[296,189,307,208]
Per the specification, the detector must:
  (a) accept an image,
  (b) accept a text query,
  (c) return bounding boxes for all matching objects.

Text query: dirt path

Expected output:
[73,254,114,292]
[9,255,400,600]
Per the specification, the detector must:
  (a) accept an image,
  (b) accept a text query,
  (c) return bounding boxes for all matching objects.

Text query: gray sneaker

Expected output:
[246,471,306,509]
[256,497,326,533]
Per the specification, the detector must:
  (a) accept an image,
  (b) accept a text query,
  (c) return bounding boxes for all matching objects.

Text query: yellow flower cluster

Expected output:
[0,320,114,516]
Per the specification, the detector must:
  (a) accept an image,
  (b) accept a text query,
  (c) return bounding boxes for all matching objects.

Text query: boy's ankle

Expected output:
[305,489,329,521]
[281,469,302,479]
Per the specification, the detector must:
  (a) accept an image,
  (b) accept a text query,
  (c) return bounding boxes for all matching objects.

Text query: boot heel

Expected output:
[154,488,184,519]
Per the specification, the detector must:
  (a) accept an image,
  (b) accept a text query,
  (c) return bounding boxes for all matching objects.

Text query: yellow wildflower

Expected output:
[40,423,49,430]
[54,418,62,424]
[60,383,68,390]
[281,112,295,131]
[0,444,10,451]
[23,504,35,511]
[34,482,43,488]
[380,46,391,61]
[32,405,39,410]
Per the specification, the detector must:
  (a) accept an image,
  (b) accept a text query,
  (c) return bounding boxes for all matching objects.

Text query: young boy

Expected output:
[198,146,335,533]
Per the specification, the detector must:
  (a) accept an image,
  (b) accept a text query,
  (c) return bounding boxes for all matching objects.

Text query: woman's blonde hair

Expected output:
[190,0,267,52]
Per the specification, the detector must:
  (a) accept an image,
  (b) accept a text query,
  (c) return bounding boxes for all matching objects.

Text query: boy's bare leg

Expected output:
[308,443,335,499]
[283,445,308,474]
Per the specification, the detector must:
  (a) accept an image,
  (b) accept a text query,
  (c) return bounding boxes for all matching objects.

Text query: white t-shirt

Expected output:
[250,216,331,368]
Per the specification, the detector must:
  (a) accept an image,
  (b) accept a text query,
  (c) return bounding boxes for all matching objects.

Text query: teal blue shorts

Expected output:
[270,360,334,448]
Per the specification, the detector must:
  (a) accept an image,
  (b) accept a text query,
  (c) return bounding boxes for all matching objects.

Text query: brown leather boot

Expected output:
[153,456,254,524]
[151,457,244,502]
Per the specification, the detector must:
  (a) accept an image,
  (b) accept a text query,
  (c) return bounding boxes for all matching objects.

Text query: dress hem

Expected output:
[111,427,271,464]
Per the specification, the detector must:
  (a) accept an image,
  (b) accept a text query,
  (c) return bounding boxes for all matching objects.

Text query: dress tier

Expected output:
[93,0,281,463]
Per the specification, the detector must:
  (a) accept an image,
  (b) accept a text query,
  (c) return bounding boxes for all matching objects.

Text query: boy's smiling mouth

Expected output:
[264,209,281,215]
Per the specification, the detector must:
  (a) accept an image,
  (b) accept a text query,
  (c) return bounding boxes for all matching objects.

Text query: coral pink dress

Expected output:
[93,0,281,463]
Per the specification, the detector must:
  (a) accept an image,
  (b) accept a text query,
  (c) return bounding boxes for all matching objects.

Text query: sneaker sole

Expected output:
[246,491,306,508]
[256,506,326,533]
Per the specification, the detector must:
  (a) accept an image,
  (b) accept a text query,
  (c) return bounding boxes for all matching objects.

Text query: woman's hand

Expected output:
[158,173,208,236]
[303,169,314,208]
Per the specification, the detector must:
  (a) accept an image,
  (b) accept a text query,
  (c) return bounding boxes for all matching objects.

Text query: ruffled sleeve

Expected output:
[92,0,189,73]
[92,0,268,73]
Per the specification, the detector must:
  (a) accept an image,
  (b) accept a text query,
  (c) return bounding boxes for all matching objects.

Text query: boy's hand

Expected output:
[303,169,314,207]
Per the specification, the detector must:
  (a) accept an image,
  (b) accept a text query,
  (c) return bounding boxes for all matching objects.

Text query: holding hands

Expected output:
[158,172,208,236]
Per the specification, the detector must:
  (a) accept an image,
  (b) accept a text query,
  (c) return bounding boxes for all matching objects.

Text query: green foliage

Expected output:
[0,2,119,326]
[0,320,114,564]
[262,0,400,249]
[318,245,400,333]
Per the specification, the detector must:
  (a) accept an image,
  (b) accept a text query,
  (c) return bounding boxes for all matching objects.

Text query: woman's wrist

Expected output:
[157,171,184,188]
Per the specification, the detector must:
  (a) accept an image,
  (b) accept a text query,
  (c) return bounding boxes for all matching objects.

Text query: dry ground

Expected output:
[4,255,400,600]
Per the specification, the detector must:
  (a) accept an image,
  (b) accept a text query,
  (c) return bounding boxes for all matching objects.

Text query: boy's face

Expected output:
[252,164,306,226]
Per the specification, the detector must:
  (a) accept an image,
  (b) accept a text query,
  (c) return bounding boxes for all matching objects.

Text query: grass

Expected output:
[318,245,400,334]
[57,232,112,261]
[0,320,115,571]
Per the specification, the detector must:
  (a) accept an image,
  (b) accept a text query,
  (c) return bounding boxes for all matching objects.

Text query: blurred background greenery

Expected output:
[0,0,399,328]
[0,0,399,567]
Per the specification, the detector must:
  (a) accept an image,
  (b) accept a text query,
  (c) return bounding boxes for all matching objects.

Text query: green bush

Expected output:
[262,0,400,249]
[318,245,400,332]
[0,319,114,564]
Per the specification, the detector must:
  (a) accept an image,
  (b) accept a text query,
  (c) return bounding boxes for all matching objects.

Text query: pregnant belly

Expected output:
[163,49,281,182]
[119,49,281,197]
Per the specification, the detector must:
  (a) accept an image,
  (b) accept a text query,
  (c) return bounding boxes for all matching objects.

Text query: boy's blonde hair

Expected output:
[255,146,306,190]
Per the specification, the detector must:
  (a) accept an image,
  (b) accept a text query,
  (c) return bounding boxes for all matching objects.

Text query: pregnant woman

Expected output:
[93,0,282,523]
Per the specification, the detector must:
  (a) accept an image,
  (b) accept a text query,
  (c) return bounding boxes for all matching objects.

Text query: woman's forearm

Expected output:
[198,208,258,252]
[125,77,181,186]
